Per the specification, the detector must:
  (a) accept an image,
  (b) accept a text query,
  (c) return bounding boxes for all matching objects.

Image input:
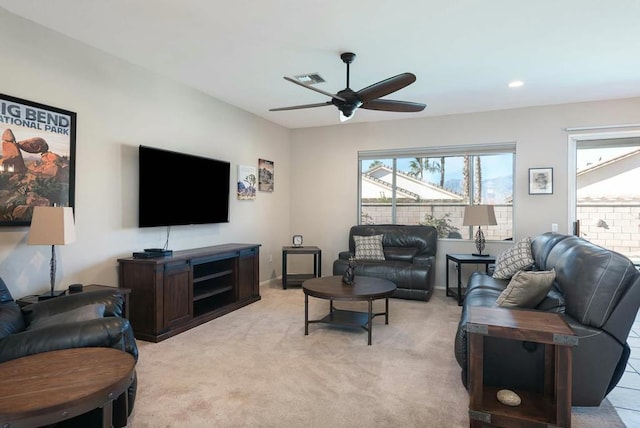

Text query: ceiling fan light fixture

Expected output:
[338,103,358,122]
[339,110,354,122]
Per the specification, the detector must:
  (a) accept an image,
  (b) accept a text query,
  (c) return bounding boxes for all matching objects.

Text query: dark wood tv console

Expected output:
[118,243,260,342]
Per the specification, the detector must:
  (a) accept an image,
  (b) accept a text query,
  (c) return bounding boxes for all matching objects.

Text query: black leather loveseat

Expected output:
[0,277,139,425]
[454,232,640,406]
[333,225,437,301]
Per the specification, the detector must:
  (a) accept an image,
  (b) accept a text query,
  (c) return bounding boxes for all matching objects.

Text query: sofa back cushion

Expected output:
[543,236,639,328]
[348,225,437,261]
[27,303,106,330]
[384,247,418,262]
[22,289,125,324]
[531,232,571,270]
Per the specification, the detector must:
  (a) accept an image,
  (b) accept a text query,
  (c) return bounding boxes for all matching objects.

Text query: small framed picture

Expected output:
[529,167,553,195]
[258,158,274,192]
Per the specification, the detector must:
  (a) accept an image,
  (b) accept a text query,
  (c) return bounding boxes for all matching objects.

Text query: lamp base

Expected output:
[471,253,491,257]
[37,290,66,301]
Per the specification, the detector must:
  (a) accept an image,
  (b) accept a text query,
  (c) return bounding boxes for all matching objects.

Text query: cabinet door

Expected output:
[238,247,259,300]
[163,261,193,329]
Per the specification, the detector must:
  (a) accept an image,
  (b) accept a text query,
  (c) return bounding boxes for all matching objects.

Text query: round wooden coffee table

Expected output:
[303,275,396,345]
[0,347,135,428]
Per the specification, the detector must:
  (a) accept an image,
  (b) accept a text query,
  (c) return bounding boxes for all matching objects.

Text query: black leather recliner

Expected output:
[332,225,438,301]
[0,277,138,425]
[454,232,640,406]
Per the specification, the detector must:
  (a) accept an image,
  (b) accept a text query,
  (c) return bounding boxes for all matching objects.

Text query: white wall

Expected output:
[3,9,639,299]
[0,10,290,297]
[290,98,640,287]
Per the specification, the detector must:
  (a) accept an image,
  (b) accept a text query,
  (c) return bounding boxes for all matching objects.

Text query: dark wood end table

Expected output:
[303,275,396,345]
[0,347,135,428]
[467,307,577,428]
[282,246,322,289]
[445,253,496,305]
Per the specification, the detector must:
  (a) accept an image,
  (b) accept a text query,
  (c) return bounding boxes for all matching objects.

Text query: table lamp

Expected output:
[463,204,497,256]
[27,206,76,300]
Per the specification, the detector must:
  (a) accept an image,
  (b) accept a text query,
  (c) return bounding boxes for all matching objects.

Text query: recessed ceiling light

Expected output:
[508,80,524,88]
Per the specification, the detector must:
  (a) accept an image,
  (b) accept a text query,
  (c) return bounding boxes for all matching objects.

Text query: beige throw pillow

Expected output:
[353,234,385,260]
[496,269,556,308]
[492,237,534,280]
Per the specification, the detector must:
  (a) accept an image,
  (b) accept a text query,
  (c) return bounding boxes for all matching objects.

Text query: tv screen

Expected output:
[138,145,230,227]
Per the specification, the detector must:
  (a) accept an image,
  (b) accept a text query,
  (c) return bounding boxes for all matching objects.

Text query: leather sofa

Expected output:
[454,232,640,406]
[332,224,438,301]
[0,277,138,426]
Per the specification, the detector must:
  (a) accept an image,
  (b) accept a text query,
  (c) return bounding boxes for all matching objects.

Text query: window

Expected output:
[574,137,640,264]
[359,144,514,240]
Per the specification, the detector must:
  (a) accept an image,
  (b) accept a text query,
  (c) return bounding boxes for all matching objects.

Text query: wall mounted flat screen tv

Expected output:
[138,145,230,227]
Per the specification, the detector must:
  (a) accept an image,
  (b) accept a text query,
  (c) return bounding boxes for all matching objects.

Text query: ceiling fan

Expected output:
[269,52,426,122]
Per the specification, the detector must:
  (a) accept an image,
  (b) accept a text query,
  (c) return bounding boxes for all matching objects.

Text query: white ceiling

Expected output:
[2,1,640,129]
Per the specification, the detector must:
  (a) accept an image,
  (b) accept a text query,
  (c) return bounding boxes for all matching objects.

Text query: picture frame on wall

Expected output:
[258,158,274,192]
[237,165,257,200]
[0,93,77,226]
[529,167,553,195]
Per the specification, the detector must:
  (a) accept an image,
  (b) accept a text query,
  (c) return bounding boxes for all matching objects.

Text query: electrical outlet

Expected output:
[551,223,558,232]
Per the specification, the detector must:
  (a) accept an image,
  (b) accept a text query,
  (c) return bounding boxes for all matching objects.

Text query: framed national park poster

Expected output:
[0,94,76,226]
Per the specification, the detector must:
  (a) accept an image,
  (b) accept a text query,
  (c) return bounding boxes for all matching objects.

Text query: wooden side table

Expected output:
[446,253,496,305]
[0,347,135,428]
[282,246,321,289]
[467,307,577,428]
[16,284,131,319]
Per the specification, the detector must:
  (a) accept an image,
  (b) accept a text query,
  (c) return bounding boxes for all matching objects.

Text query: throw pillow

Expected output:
[353,234,385,260]
[28,303,106,330]
[496,269,556,308]
[492,237,534,280]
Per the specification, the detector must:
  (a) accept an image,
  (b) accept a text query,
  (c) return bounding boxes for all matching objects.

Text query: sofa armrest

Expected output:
[412,255,434,267]
[338,251,354,260]
[0,317,138,364]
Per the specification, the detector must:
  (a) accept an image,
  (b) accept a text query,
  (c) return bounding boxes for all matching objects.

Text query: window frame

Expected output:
[358,143,515,240]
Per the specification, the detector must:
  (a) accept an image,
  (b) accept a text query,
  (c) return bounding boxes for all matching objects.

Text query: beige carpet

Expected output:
[127,283,624,427]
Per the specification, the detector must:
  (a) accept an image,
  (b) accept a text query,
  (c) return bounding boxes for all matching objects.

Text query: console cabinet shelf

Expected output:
[118,243,260,342]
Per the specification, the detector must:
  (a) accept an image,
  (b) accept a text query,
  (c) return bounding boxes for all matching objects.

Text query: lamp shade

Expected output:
[28,206,76,245]
[463,205,497,226]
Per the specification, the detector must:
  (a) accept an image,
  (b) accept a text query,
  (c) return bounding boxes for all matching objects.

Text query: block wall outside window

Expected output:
[362,204,513,240]
[577,205,640,263]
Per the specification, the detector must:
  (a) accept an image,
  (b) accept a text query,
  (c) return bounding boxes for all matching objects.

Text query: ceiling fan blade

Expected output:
[357,73,417,102]
[269,101,332,112]
[361,99,426,112]
[283,77,347,102]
